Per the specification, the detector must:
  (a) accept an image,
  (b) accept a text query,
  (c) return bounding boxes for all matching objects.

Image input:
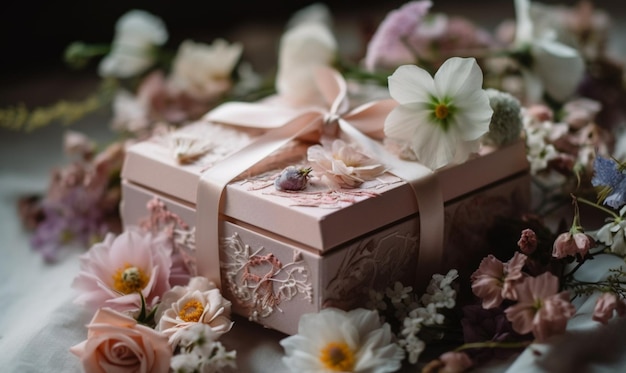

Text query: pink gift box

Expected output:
[120,114,530,335]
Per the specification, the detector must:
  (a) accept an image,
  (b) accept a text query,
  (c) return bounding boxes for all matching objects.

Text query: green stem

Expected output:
[577,196,619,219]
[453,341,531,352]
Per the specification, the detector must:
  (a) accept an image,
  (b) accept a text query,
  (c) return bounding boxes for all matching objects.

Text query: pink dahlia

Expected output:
[72,227,173,313]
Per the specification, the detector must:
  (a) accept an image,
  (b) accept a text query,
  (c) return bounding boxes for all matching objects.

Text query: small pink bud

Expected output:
[517,228,537,255]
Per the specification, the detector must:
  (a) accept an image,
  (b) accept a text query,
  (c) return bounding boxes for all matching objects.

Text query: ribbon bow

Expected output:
[196,67,444,289]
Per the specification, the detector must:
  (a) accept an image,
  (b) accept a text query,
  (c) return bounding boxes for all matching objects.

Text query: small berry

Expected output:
[274,166,312,191]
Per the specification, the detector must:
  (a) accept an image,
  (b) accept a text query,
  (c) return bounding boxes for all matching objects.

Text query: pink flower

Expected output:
[363,1,433,71]
[505,272,576,342]
[72,227,173,313]
[422,351,473,373]
[307,139,386,189]
[471,252,527,308]
[592,292,626,324]
[156,277,233,345]
[552,231,594,259]
[70,308,172,373]
[517,228,537,255]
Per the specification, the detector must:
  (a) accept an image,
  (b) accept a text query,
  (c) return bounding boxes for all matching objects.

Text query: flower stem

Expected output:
[453,341,531,352]
[576,196,619,219]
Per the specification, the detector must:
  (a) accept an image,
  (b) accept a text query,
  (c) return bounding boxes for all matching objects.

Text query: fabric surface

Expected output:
[1,117,625,373]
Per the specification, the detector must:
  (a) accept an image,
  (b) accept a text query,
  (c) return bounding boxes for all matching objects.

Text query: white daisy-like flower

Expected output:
[384,57,493,170]
[280,307,405,373]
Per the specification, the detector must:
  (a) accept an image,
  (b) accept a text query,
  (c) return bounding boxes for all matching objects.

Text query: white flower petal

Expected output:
[532,39,585,102]
[434,57,484,98]
[388,65,435,104]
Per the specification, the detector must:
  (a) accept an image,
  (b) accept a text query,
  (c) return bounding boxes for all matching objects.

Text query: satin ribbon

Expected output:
[196,67,444,289]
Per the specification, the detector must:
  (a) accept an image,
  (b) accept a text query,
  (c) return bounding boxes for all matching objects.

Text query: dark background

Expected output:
[0,0,623,106]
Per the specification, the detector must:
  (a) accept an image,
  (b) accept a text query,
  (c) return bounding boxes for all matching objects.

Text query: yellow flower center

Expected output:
[320,342,355,371]
[112,264,149,294]
[179,299,205,322]
[434,103,449,120]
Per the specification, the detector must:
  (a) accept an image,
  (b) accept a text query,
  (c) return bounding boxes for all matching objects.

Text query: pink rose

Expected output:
[70,308,172,373]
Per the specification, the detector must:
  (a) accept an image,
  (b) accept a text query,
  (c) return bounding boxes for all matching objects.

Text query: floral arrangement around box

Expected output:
[6,0,626,372]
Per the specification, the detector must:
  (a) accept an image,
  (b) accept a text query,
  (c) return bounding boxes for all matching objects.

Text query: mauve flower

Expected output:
[363,1,433,72]
[421,351,473,373]
[518,228,538,255]
[70,308,172,373]
[504,272,575,342]
[71,227,173,313]
[592,292,626,324]
[471,252,527,308]
[156,277,233,345]
[307,139,386,189]
[99,10,168,78]
[552,231,594,259]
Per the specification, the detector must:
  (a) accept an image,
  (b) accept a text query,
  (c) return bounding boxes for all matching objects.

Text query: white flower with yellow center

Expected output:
[280,307,404,373]
[156,277,233,346]
[384,57,493,170]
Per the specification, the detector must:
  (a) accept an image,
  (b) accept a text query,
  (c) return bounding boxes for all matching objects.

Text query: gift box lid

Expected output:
[121,119,529,253]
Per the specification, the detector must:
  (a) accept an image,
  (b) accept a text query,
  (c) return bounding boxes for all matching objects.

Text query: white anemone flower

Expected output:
[513,0,585,103]
[280,307,405,373]
[384,57,492,170]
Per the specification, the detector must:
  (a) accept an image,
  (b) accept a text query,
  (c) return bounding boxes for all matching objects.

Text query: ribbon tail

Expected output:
[196,112,322,287]
[337,119,444,290]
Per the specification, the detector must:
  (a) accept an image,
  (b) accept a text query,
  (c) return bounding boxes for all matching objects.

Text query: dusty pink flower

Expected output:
[517,228,538,255]
[505,272,576,342]
[70,307,172,373]
[363,1,433,71]
[307,139,386,189]
[592,292,626,324]
[552,231,594,259]
[422,351,473,373]
[471,252,527,308]
[156,277,233,345]
[72,227,173,313]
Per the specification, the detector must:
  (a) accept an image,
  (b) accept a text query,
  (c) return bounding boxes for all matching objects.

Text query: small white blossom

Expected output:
[398,334,426,365]
[409,303,444,326]
[385,281,413,305]
[401,315,424,337]
[367,289,387,312]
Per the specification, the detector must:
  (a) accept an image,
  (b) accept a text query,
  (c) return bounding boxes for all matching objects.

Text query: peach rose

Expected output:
[70,308,172,373]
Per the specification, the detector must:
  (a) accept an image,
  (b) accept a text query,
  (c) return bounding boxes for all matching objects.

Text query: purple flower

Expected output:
[591,155,626,209]
[363,1,433,71]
